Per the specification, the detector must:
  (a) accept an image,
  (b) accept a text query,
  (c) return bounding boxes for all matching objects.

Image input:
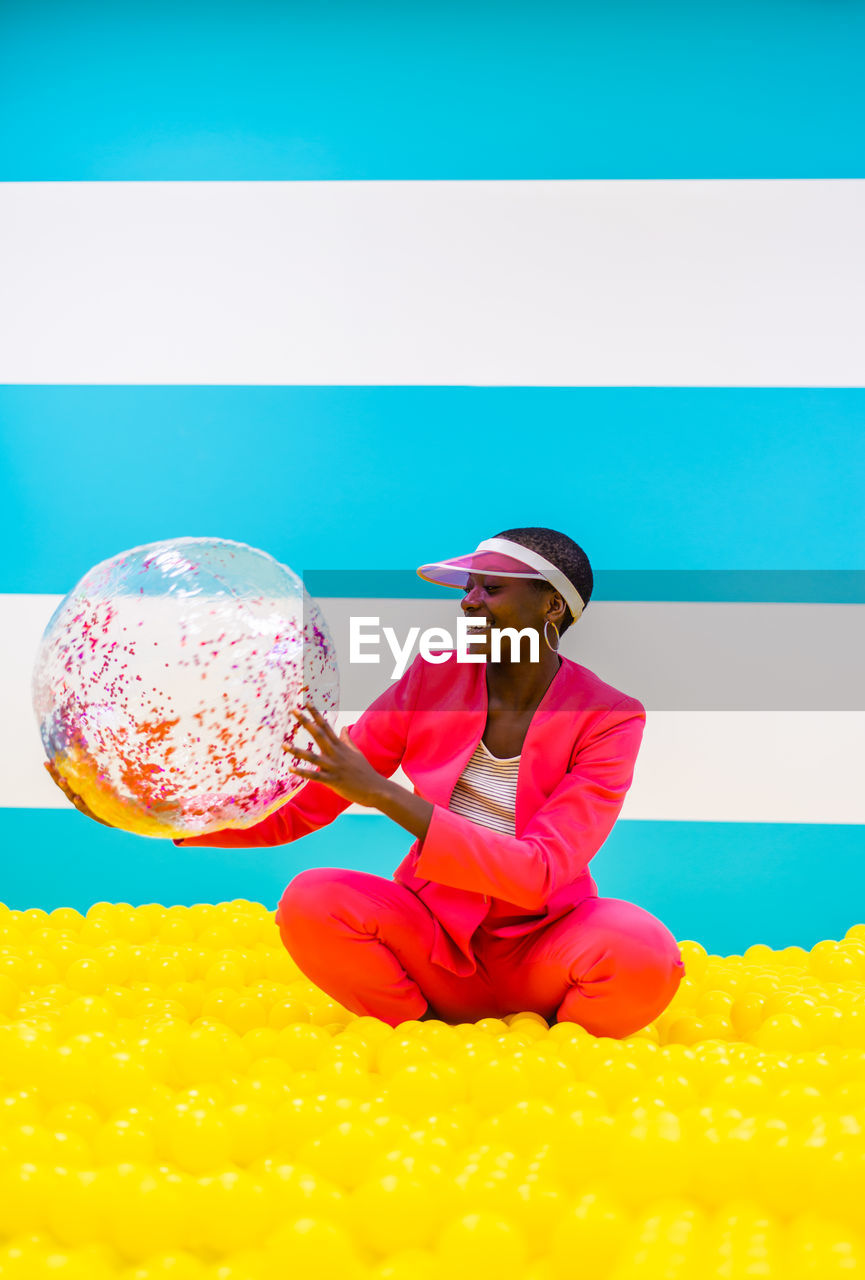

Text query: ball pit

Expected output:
[2,900,865,1277]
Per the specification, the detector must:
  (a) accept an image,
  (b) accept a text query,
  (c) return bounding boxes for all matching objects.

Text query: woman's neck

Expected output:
[485,651,562,717]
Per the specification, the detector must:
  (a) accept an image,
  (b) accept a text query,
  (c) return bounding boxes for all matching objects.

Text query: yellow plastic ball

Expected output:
[372,1249,440,1280]
[548,1191,631,1278]
[346,1173,444,1255]
[676,940,709,982]
[297,1119,387,1189]
[124,1252,210,1280]
[159,1102,233,1174]
[752,1013,813,1052]
[467,1056,535,1115]
[0,972,20,1016]
[436,1211,529,1280]
[49,907,85,932]
[263,1216,367,1280]
[382,1060,467,1119]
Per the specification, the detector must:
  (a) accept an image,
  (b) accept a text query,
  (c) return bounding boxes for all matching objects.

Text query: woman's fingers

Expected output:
[290,705,341,759]
[305,702,337,734]
[290,705,326,746]
[288,714,330,757]
[282,744,321,763]
[288,765,323,780]
[294,702,339,742]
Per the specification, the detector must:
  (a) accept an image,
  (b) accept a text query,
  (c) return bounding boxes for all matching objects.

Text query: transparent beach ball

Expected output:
[32,538,339,839]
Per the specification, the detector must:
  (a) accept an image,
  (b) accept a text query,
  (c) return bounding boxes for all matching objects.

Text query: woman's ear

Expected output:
[546,591,568,628]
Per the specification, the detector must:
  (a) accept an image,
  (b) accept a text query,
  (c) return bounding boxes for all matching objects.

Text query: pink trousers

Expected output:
[275,868,685,1036]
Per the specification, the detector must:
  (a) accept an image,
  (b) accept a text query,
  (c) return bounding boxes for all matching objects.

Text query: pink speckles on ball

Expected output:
[32,538,340,839]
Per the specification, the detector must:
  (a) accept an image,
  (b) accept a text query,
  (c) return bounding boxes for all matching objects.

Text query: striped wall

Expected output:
[1,0,863,952]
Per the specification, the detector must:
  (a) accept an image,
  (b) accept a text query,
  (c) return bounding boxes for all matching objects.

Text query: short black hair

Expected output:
[493,526,593,635]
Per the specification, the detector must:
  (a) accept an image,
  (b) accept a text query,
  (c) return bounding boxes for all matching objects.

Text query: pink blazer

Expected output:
[179,652,647,977]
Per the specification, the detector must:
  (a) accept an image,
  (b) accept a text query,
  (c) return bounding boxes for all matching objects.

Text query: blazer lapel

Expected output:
[409,659,488,807]
[514,657,577,834]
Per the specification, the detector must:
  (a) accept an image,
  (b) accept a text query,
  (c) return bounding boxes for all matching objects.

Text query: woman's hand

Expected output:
[43,761,115,828]
[284,704,387,808]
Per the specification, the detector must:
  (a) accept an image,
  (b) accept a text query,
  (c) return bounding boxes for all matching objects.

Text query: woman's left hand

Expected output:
[284,703,385,807]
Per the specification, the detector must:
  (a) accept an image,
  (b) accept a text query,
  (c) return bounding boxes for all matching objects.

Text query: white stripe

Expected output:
[626,711,865,825]
[5,594,863,822]
[1,180,863,386]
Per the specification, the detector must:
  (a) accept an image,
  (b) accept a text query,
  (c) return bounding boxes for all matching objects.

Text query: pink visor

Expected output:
[417,549,546,588]
[417,537,586,621]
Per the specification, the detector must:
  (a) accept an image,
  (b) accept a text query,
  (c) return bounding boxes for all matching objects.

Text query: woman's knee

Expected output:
[276,867,344,936]
[604,902,685,1015]
[279,866,338,903]
[558,954,683,1038]
[556,898,685,1035]
[594,898,683,969]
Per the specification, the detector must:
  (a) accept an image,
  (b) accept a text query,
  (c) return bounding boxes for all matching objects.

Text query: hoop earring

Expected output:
[543,619,560,654]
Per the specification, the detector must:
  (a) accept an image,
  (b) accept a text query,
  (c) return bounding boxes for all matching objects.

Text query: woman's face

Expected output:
[460,573,558,662]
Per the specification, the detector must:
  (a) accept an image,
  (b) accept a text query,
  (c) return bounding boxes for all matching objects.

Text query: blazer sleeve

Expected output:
[413,697,646,911]
[174,653,426,849]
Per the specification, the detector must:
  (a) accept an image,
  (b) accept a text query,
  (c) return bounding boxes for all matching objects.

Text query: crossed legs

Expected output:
[275,867,685,1035]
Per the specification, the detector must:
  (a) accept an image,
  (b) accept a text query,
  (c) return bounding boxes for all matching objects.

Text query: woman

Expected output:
[176,526,686,1035]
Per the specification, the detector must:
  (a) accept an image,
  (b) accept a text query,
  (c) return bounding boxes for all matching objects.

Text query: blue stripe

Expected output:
[2,386,863,596]
[3,810,862,955]
[302,570,865,604]
[1,1,864,180]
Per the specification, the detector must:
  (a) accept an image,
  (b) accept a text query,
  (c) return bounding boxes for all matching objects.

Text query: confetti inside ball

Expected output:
[32,537,339,839]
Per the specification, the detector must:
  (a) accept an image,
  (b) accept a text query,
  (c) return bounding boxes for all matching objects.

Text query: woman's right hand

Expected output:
[44,761,115,828]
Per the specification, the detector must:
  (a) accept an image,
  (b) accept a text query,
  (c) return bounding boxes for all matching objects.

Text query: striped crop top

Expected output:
[448,738,521,835]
